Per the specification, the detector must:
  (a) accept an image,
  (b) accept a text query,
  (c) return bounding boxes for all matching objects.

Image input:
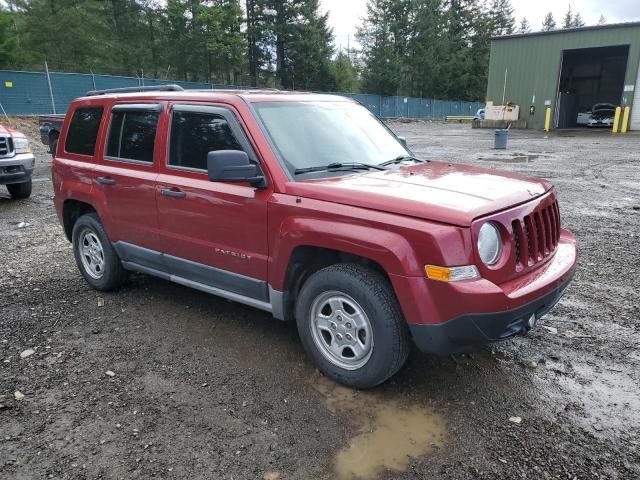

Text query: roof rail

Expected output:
[85,84,185,97]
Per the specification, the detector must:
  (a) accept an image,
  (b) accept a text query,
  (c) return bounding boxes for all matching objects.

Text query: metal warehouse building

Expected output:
[487,22,640,130]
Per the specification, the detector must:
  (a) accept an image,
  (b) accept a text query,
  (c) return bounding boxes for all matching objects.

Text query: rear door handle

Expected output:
[160,188,186,199]
[97,176,116,186]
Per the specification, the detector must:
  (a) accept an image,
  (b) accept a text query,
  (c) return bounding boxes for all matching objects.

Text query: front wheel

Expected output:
[7,180,32,199]
[295,264,410,389]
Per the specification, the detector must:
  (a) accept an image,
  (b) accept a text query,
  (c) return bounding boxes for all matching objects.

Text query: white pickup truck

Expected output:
[0,123,35,199]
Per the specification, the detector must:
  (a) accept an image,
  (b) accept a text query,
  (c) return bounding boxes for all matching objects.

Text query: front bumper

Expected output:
[390,229,578,355]
[0,153,36,185]
[408,274,573,354]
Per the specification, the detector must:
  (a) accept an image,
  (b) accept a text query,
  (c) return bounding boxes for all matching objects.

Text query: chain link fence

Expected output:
[0,69,484,119]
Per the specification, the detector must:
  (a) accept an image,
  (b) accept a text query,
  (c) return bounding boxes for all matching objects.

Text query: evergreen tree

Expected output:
[562,5,573,29]
[200,1,245,84]
[357,0,411,95]
[0,9,20,67]
[440,0,485,100]
[331,51,359,92]
[0,0,513,102]
[489,0,515,36]
[465,1,494,101]
[245,0,262,86]
[107,0,156,76]
[9,0,115,72]
[163,0,196,81]
[542,12,556,31]
[287,0,336,90]
[163,0,245,83]
[246,1,335,90]
[518,17,531,34]
[407,0,446,98]
[357,0,491,100]
[571,12,585,28]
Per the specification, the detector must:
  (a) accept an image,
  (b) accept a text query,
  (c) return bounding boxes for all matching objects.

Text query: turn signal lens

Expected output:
[425,265,480,282]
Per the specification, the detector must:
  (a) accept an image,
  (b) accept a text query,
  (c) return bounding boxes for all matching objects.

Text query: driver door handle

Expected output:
[97,176,116,186]
[160,188,186,199]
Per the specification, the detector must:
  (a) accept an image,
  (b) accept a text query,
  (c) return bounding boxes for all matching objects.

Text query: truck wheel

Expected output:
[49,132,59,157]
[72,213,127,291]
[7,180,32,199]
[295,264,410,389]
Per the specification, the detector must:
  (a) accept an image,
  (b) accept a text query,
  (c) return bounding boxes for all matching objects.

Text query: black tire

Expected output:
[72,213,127,291]
[295,263,411,389]
[7,180,32,199]
[49,132,59,157]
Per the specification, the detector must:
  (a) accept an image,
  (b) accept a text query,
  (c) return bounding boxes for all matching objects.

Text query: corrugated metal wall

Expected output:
[0,69,483,119]
[487,24,640,129]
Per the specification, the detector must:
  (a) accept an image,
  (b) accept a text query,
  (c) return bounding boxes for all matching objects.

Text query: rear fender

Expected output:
[53,159,111,238]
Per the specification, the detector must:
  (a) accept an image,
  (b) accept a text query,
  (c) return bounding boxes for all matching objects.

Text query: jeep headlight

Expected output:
[14,137,32,154]
[478,222,502,266]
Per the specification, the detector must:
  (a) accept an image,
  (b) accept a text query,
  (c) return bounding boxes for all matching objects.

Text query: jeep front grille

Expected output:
[512,200,560,270]
[0,136,14,158]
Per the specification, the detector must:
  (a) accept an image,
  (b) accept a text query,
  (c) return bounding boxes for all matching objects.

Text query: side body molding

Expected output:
[114,242,287,319]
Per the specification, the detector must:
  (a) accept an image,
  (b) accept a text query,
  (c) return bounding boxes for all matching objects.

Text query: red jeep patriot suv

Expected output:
[52,85,578,388]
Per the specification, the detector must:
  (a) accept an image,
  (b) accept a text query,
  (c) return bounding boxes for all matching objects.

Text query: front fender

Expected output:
[269,216,423,291]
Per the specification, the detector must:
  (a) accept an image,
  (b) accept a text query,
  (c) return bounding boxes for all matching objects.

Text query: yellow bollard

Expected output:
[612,106,622,133]
[544,107,551,132]
[621,106,631,134]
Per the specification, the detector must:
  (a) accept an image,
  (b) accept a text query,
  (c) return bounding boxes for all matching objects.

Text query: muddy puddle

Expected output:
[313,376,446,480]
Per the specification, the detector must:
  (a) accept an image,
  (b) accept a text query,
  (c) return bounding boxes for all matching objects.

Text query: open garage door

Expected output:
[630,64,640,130]
[556,45,629,129]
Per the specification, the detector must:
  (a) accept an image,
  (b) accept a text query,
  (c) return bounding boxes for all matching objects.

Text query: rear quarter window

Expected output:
[65,107,104,156]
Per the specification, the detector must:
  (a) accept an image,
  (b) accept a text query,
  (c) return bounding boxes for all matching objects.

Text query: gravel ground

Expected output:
[1,119,639,480]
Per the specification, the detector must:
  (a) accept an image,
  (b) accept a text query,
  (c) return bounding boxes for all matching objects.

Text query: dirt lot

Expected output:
[1,119,639,480]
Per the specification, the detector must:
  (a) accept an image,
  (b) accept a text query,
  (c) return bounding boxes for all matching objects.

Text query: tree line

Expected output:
[1,1,600,101]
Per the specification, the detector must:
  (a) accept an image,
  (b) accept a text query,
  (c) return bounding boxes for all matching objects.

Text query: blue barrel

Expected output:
[494,129,509,149]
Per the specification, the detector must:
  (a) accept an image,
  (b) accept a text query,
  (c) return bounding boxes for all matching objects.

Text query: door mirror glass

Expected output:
[207,150,266,187]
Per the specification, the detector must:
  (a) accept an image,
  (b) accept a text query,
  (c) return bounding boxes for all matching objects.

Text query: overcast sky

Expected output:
[320,0,640,51]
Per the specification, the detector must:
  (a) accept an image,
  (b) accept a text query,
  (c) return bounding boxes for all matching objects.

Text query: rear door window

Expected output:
[169,111,243,171]
[106,106,160,163]
[65,107,104,156]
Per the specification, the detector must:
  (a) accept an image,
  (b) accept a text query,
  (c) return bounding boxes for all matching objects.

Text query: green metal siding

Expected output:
[487,25,640,129]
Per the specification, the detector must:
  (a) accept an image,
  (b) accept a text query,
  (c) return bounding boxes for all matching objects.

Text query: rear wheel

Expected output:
[49,132,59,157]
[72,213,127,291]
[295,263,410,389]
[7,180,32,199]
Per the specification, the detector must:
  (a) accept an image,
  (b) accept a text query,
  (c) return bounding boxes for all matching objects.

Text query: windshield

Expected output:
[253,101,409,177]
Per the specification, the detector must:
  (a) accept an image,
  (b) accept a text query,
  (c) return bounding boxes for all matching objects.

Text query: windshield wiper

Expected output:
[379,155,426,167]
[294,162,388,175]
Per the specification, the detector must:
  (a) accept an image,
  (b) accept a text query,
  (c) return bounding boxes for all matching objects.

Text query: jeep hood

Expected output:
[286,161,553,226]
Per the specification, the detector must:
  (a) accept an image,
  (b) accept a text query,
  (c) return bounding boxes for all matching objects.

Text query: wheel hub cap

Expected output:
[309,291,374,370]
[79,229,105,280]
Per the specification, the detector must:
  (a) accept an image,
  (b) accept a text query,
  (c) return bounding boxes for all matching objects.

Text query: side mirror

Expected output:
[207,150,266,188]
[397,136,408,148]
